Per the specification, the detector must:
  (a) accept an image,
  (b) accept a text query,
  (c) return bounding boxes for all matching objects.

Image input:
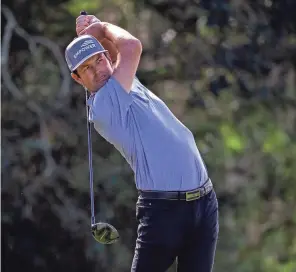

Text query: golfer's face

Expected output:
[77,53,113,91]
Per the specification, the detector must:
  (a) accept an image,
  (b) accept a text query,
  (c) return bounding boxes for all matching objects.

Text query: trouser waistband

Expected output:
[138,178,213,201]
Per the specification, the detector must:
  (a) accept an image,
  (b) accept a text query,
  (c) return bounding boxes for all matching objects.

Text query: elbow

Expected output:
[121,38,142,57]
[131,38,142,55]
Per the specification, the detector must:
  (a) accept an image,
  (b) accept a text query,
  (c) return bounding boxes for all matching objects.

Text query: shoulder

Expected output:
[98,76,131,95]
[89,76,141,106]
[88,76,136,121]
[89,76,125,103]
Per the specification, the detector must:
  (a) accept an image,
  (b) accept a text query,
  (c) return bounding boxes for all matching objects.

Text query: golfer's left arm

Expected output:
[101,22,142,93]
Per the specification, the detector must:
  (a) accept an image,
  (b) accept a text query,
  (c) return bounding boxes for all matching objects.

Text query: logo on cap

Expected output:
[74,39,96,59]
[81,40,94,47]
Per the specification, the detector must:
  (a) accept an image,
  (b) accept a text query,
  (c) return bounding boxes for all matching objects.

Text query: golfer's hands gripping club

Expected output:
[76,13,104,38]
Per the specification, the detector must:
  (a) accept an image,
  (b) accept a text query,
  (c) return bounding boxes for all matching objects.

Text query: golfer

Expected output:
[65,14,219,272]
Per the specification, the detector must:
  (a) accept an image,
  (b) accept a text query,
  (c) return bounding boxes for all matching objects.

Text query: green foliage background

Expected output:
[2,0,296,271]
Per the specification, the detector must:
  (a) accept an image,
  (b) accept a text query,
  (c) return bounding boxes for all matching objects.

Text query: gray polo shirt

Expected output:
[87,76,208,191]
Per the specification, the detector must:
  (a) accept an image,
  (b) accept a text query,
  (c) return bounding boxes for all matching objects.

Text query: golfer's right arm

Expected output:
[101,23,142,93]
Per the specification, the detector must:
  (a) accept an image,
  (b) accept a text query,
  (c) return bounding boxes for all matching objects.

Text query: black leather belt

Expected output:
[138,178,213,201]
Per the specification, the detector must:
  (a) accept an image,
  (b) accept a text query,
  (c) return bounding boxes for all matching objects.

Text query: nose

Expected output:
[88,65,101,77]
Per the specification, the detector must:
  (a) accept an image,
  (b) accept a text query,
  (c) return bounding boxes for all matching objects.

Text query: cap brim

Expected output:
[71,50,108,72]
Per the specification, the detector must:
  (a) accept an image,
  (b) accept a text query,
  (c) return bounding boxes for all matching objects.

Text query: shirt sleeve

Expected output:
[88,76,133,133]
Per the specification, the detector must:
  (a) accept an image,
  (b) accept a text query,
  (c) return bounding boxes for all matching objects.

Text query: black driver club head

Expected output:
[91,222,120,244]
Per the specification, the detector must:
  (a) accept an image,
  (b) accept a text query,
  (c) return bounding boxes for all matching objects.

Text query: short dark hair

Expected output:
[72,70,79,77]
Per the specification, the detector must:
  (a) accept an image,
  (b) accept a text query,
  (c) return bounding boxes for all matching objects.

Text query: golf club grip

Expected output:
[80,10,101,22]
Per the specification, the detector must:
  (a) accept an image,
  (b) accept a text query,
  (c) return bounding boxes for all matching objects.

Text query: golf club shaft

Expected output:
[80,10,96,226]
[85,91,95,226]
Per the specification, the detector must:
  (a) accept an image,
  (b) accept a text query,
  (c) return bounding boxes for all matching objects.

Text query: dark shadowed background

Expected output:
[2,0,296,271]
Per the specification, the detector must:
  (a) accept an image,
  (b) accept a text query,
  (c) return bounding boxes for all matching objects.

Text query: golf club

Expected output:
[81,10,119,245]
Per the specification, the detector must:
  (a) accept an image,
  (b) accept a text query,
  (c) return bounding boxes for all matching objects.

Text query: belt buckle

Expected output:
[185,189,201,201]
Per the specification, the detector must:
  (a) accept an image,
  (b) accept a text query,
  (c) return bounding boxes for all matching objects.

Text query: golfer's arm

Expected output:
[102,22,142,93]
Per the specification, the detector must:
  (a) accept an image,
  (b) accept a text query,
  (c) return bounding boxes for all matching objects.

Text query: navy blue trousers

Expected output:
[131,190,219,272]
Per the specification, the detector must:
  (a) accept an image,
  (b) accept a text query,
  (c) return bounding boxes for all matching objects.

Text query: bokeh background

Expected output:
[2,0,296,271]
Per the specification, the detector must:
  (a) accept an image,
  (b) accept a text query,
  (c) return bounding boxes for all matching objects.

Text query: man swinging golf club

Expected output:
[65,12,219,272]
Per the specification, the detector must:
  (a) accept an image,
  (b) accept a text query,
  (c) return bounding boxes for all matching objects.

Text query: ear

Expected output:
[71,72,84,86]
